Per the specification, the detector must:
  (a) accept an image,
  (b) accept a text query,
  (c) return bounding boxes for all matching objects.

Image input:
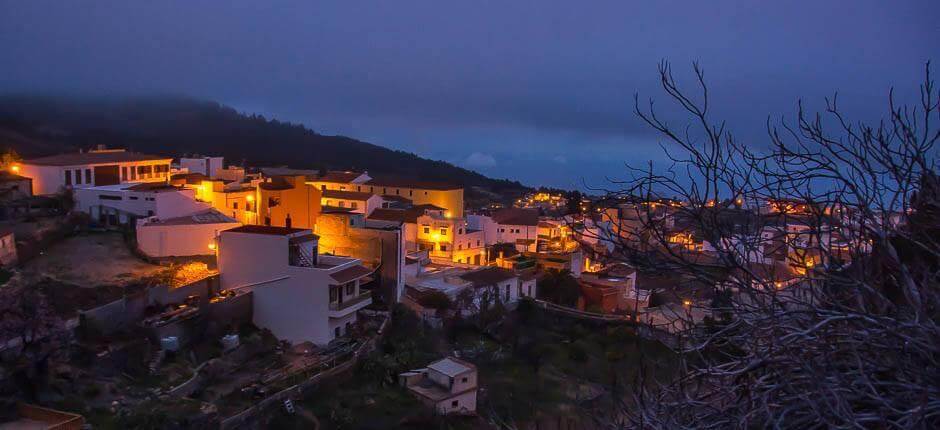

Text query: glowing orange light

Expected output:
[10,165,20,173]
[245,194,254,202]
[208,242,217,251]
[682,299,692,306]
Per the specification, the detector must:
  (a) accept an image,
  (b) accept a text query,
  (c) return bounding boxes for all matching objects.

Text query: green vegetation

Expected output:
[299,303,678,429]
[537,269,582,307]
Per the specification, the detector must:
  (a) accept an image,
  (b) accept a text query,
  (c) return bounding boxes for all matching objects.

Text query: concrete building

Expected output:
[578,263,644,313]
[257,175,322,230]
[415,209,486,265]
[400,357,478,415]
[321,189,383,216]
[179,156,224,179]
[193,179,260,225]
[315,212,407,304]
[309,171,465,218]
[16,147,172,195]
[136,209,241,258]
[73,182,209,226]
[217,225,374,345]
[406,265,533,315]
[490,208,540,252]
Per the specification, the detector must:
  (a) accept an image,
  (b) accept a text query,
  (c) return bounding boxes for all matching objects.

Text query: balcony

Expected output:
[328,291,373,318]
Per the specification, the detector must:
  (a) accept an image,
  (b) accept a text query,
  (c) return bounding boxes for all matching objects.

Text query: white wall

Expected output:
[435,390,477,415]
[74,187,208,221]
[16,164,61,195]
[496,224,538,251]
[137,221,240,258]
[19,160,172,196]
[467,215,498,245]
[180,157,224,178]
[218,231,354,345]
[520,278,537,298]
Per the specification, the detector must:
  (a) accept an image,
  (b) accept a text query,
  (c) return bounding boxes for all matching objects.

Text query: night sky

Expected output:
[1,1,937,190]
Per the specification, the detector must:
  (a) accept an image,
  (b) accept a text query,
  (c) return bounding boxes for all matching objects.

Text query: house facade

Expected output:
[73,183,209,226]
[179,156,224,179]
[16,147,172,195]
[136,209,241,258]
[217,225,374,345]
[309,171,465,218]
[400,357,478,415]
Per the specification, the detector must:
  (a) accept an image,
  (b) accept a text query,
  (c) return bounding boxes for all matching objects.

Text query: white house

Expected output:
[406,266,533,314]
[136,209,241,258]
[73,183,209,226]
[400,357,478,415]
[490,208,540,252]
[16,147,172,195]
[321,189,383,216]
[217,225,374,345]
[179,156,225,179]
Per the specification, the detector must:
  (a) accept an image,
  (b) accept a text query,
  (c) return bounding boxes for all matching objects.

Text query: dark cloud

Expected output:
[0,0,937,189]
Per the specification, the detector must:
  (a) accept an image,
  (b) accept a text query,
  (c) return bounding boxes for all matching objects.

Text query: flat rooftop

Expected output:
[77,182,182,193]
[24,149,171,166]
[143,209,238,226]
[225,225,310,236]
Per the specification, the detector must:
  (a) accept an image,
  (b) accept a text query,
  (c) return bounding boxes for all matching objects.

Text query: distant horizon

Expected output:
[1,1,936,191]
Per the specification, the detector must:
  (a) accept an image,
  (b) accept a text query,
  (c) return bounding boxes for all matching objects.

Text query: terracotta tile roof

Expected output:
[459,267,516,286]
[492,208,539,226]
[170,172,209,185]
[365,176,461,191]
[321,189,374,200]
[258,177,294,190]
[24,150,170,166]
[380,194,412,203]
[226,225,308,236]
[259,167,319,177]
[330,265,374,284]
[367,208,420,223]
[321,205,356,214]
[413,203,447,211]
[318,171,366,183]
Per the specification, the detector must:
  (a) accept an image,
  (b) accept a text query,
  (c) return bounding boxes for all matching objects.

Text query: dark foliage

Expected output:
[0,95,529,194]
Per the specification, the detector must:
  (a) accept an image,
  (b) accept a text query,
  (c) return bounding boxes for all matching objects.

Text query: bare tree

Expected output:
[579,61,939,428]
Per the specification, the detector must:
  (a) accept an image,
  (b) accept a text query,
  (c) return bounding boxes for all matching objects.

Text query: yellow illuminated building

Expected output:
[309,177,464,218]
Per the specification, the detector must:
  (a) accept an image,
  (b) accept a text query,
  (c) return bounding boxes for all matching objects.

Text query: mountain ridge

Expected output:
[0,95,531,201]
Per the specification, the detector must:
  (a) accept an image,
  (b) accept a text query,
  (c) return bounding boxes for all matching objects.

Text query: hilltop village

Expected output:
[0,146,862,428]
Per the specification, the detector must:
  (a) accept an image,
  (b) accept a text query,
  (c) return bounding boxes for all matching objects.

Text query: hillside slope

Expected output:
[0,95,529,199]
